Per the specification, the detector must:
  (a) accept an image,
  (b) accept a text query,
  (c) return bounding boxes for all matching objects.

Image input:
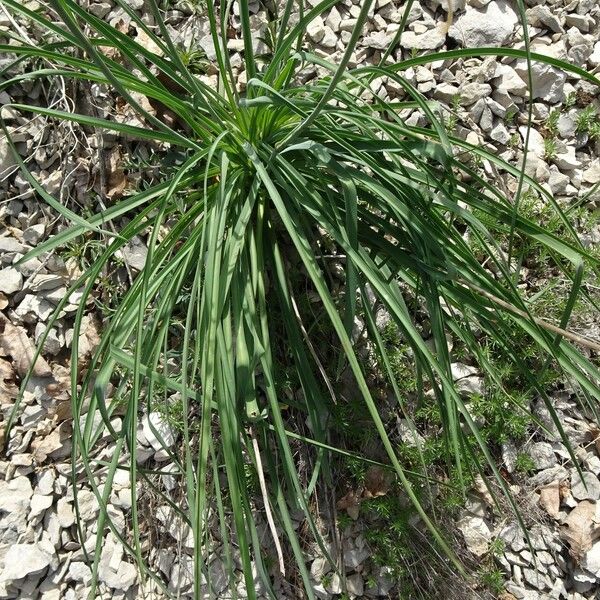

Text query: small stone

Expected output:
[76,490,100,521]
[502,440,518,473]
[99,560,137,591]
[456,376,484,395]
[310,556,331,580]
[399,26,446,51]
[325,6,341,31]
[364,30,391,50]
[169,555,194,592]
[89,2,112,18]
[490,121,511,145]
[585,455,600,476]
[451,363,479,380]
[343,547,369,569]
[319,26,338,49]
[68,562,92,584]
[528,442,557,470]
[523,567,549,590]
[0,267,23,294]
[571,471,600,501]
[554,145,580,170]
[589,41,600,67]
[123,0,143,9]
[494,64,527,96]
[22,224,46,245]
[583,160,600,184]
[449,0,518,48]
[365,566,395,596]
[504,550,529,567]
[558,112,577,138]
[32,424,70,463]
[307,16,325,43]
[156,505,194,548]
[457,514,492,556]
[28,274,65,293]
[459,82,492,106]
[548,169,570,194]
[0,236,26,254]
[519,126,545,157]
[325,572,342,594]
[398,418,425,448]
[581,540,600,576]
[514,61,566,103]
[500,523,526,552]
[208,558,228,594]
[0,475,33,513]
[526,5,563,33]
[142,412,175,451]
[198,34,218,62]
[0,133,18,179]
[15,294,55,322]
[36,470,56,496]
[346,573,364,597]
[434,83,460,103]
[119,236,148,271]
[565,13,590,31]
[29,493,53,521]
[1,543,54,583]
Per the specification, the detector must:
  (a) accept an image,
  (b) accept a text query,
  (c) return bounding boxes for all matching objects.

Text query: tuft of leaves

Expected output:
[2,0,600,598]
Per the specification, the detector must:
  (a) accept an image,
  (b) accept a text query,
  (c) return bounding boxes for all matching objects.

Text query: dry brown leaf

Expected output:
[539,480,561,519]
[98,19,128,60]
[363,466,392,499]
[590,424,600,457]
[78,314,101,361]
[473,474,494,506]
[31,421,72,463]
[498,593,517,600]
[133,27,163,56]
[106,146,127,199]
[130,91,157,117]
[560,500,600,560]
[337,489,362,520]
[47,365,71,421]
[0,357,18,404]
[559,480,571,500]
[0,316,51,378]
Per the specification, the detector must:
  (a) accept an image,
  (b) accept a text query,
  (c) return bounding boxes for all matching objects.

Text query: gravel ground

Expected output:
[1,0,600,598]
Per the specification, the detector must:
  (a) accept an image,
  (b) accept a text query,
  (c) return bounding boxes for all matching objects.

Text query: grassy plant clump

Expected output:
[575,105,599,135]
[2,0,600,598]
[543,137,557,160]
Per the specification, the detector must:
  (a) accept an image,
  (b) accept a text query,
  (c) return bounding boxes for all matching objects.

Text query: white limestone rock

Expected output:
[0,543,56,584]
[457,514,492,556]
[0,267,23,294]
[142,412,176,452]
[449,0,518,48]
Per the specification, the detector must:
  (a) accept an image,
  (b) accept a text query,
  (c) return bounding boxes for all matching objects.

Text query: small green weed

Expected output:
[589,120,600,141]
[480,565,505,595]
[488,537,506,557]
[564,91,577,109]
[575,105,598,134]
[515,452,536,474]
[545,109,560,138]
[363,495,414,576]
[444,94,462,132]
[543,137,557,160]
